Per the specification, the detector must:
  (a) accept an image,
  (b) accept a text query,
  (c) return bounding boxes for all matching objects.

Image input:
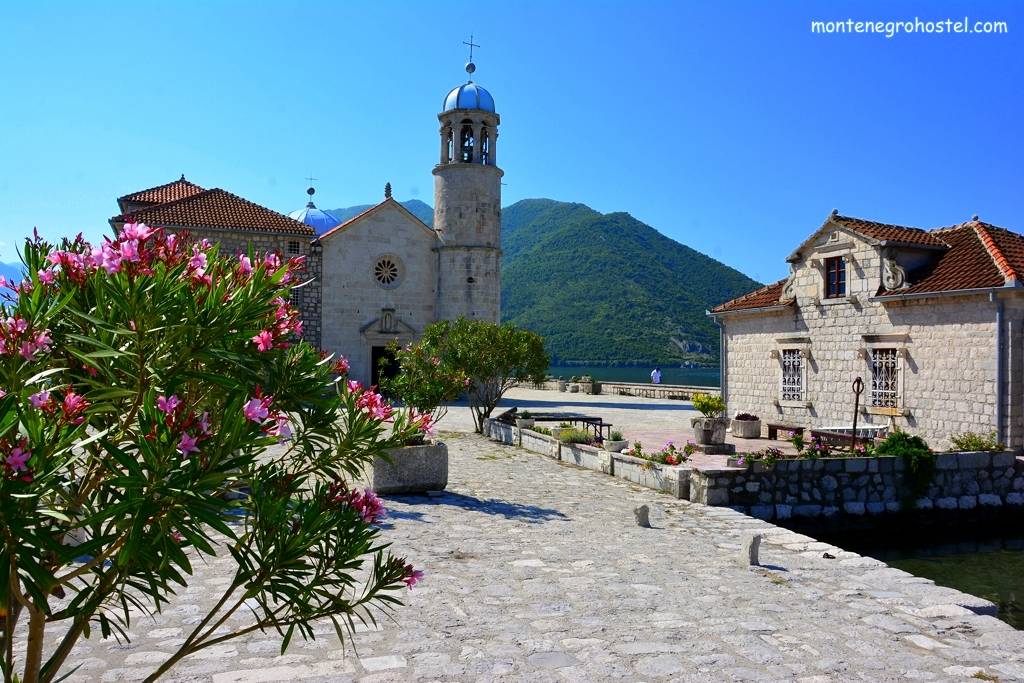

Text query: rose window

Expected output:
[374,257,400,286]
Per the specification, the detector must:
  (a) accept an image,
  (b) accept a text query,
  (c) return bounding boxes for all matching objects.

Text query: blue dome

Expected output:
[289,202,341,235]
[443,82,495,112]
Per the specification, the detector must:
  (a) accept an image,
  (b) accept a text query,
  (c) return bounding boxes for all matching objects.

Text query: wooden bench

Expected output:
[766,423,805,440]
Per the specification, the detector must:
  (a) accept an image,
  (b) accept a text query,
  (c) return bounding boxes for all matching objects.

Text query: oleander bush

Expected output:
[950,431,1004,452]
[0,227,424,683]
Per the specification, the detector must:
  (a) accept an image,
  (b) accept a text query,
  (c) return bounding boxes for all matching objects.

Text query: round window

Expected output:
[373,256,401,288]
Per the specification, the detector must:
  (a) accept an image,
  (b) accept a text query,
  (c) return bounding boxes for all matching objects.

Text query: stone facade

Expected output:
[715,224,1024,451]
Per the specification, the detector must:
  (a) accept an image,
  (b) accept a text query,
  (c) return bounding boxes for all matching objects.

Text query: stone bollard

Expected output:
[740,531,761,566]
[634,505,651,528]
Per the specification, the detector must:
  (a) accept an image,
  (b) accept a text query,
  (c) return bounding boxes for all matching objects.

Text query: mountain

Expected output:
[500,199,761,365]
[328,199,434,227]
[327,196,761,365]
[0,262,23,284]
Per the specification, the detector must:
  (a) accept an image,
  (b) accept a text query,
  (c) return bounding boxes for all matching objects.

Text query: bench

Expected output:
[766,423,805,441]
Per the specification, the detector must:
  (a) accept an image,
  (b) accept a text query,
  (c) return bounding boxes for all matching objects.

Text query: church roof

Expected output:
[319,197,436,241]
[118,176,205,206]
[289,203,341,235]
[444,82,495,112]
[111,188,315,235]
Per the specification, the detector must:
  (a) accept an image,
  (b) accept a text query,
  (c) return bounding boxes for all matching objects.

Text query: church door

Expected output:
[371,346,399,391]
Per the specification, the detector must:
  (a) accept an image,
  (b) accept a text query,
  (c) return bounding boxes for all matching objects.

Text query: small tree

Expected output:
[380,342,468,434]
[0,227,423,683]
[416,319,548,433]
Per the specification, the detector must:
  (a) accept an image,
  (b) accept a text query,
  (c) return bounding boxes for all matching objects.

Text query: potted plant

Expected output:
[557,376,567,392]
[603,430,628,453]
[515,410,536,429]
[691,393,728,445]
[568,375,580,393]
[731,412,762,439]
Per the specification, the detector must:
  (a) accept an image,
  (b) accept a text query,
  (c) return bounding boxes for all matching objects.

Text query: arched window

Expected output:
[460,121,474,162]
[481,127,490,165]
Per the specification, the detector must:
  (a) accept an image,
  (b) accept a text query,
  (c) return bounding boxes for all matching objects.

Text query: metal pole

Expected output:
[851,376,863,451]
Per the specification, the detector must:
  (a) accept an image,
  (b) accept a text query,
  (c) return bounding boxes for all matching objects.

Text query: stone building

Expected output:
[111,62,503,386]
[710,211,1024,451]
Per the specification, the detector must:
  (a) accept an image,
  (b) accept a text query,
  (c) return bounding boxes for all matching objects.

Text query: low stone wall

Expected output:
[691,451,1024,520]
[521,428,558,458]
[611,452,690,499]
[561,442,611,473]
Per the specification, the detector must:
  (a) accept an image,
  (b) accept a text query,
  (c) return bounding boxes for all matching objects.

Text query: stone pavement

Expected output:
[45,433,1024,682]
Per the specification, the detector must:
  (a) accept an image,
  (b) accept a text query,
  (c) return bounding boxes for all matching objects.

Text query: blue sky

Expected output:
[0,1,1020,282]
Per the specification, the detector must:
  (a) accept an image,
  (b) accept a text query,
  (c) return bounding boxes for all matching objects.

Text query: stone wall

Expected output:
[717,228,1024,450]
[318,203,438,385]
[690,452,1024,520]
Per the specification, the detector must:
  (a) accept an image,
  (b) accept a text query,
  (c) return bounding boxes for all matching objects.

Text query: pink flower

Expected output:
[19,341,38,361]
[347,380,363,393]
[37,269,55,285]
[198,411,211,434]
[88,246,104,268]
[166,233,178,251]
[62,391,89,424]
[33,331,52,354]
[243,397,270,422]
[188,247,208,273]
[264,253,281,269]
[157,394,182,415]
[121,222,154,241]
[100,242,122,273]
[334,356,350,375]
[402,564,424,589]
[238,255,252,276]
[6,446,30,472]
[177,432,200,457]
[29,390,51,409]
[119,239,140,263]
[0,389,7,398]
[269,414,292,441]
[12,318,27,334]
[251,330,273,352]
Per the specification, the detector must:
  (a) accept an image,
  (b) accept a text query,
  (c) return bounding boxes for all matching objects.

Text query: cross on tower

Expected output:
[463,35,479,62]
[305,174,318,186]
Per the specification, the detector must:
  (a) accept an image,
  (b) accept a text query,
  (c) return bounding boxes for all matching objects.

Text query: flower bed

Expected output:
[610,451,690,499]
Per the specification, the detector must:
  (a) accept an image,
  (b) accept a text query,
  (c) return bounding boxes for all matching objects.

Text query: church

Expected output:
[110,61,503,386]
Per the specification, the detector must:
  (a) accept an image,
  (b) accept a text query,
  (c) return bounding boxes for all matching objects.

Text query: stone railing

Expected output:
[690,451,1024,520]
[518,380,720,400]
[483,418,1024,522]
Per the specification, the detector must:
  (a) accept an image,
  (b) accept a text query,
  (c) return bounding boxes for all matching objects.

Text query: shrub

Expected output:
[802,436,831,459]
[0,227,425,682]
[381,340,469,440]
[875,430,934,501]
[559,428,595,445]
[742,446,784,467]
[532,425,552,435]
[692,393,726,418]
[734,412,759,421]
[519,410,533,419]
[609,430,624,441]
[950,431,1004,452]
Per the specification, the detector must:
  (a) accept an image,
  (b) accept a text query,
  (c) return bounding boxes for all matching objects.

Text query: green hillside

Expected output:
[500,199,760,365]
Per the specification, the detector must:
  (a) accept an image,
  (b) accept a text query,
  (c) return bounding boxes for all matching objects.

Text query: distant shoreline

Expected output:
[548,364,720,388]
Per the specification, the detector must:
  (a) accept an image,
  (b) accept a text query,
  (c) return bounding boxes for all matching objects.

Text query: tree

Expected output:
[416,319,548,433]
[0,226,423,683]
[380,341,468,432]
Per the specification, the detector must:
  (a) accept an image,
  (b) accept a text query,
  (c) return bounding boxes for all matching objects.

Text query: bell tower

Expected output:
[433,46,503,323]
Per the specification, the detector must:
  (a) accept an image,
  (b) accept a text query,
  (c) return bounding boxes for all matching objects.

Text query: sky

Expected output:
[0,0,1021,283]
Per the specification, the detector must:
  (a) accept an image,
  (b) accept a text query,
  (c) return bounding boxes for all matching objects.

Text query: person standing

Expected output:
[651,367,662,384]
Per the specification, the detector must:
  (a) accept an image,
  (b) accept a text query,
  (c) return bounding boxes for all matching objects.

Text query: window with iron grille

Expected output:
[288,241,300,255]
[824,256,846,298]
[781,349,803,401]
[870,348,899,408]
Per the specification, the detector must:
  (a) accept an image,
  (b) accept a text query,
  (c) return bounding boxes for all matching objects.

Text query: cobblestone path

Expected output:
[53,435,1024,681]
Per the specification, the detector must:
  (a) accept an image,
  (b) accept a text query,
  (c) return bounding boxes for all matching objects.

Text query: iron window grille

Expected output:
[870,348,899,408]
[781,349,803,402]
[287,241,300,255]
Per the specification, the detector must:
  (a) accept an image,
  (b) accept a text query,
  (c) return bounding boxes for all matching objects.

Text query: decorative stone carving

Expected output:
[380,308,395,333]
[882,252,908,290]
[781,265,797,300]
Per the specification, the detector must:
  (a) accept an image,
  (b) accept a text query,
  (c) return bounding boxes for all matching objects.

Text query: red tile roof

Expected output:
[111,189,315,236]
[716,217,1023,313]
[118,177,205,205]
[712,279,791,313]
[831,214,947,248]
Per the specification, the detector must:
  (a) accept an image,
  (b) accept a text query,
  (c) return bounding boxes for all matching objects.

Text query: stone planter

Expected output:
[731,418,762,439]
[610,452,690,499]
[726,456,749,468]
[691,417,729,445]
[515,418,535,430]
[371,441,448,494]
[561,442,611,474]
[603,439,628,453]
[557,380,567,392]
[569,384,580,393]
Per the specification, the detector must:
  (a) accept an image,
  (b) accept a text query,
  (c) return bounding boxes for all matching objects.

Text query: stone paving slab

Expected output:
[20,433,1024,682]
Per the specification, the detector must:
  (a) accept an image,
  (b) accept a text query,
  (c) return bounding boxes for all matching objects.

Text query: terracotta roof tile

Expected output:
[111,189,315,236]
[881,224,1005,295]
[832,214,947,248]
[118,177,205,205]
[712,279,790,313]
[975,222,1022,282]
